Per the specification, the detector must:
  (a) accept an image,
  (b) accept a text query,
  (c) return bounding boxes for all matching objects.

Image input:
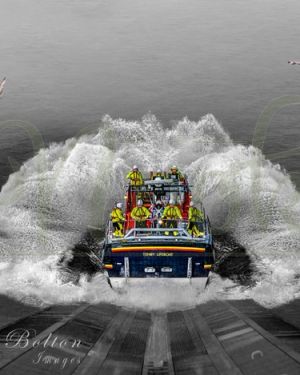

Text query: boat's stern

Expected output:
[101,226,214,290]
[107,277,209,291]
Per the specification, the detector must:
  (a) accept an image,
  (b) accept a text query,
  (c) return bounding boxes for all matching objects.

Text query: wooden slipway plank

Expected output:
[198,301,300,375]
[0,303,119,374]
[142,312,174,375]
[73,309,135,375]
[96,310,151,375]
[185,308,243,375]
[0,304,89,370]
[0,299,300,374]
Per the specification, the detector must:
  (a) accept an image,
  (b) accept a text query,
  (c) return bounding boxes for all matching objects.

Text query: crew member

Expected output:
[153,169,164,180]
[110,202,125,237]
[168,165,184,203]
[162,199,182,235]
[188,201,204,237]
[168,165,184,181]
[130,199,151,228]
[150,200,164,228]
[126,165,143,186]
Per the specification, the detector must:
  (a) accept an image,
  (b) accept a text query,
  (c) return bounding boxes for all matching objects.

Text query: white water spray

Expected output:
[0,113,299,308]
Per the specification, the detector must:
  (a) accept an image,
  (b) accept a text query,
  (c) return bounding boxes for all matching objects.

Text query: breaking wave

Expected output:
[0,113,300,309]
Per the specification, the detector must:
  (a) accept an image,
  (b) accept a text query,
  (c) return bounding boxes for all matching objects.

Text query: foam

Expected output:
[0,113,299,308]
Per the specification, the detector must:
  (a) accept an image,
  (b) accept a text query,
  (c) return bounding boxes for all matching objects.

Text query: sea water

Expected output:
[0,114,299,309]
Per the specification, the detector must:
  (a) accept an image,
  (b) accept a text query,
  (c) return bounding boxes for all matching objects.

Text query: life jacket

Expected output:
[127,170,143,186]
[162,206,182,220]
[188,207,204,222]
[110,208,124,223]
[131,206,150,220]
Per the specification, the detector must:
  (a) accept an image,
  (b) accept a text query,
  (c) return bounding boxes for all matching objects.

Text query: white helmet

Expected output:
[116,202,122,209]
[132,165,138,170]
[171,165,178,170]
[189,201,194,207]
[156,200,162,205]
[157,169,162,173]
[169,199,175,205]
[137,199,143,206]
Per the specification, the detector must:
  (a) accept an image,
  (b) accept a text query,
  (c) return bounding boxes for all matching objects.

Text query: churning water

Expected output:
[0,114,299,309]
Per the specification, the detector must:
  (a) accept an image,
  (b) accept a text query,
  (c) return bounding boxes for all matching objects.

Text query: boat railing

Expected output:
[107,218,209,241]
[127,179,189,193]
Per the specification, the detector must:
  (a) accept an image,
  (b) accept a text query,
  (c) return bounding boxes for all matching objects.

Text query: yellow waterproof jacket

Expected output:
[110,208,125,223]
[188,207,204,222]
[162,205,182,220]
[131,206,150,221]
[126,170,143,186]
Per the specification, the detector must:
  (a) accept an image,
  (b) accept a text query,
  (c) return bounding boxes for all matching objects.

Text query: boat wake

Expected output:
[0,113,300,309]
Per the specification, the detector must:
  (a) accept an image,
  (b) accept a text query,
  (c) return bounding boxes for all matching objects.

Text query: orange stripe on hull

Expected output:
[112,246,205,253]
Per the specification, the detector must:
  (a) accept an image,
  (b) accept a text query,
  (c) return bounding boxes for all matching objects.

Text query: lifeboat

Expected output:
[100,171,214,290]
